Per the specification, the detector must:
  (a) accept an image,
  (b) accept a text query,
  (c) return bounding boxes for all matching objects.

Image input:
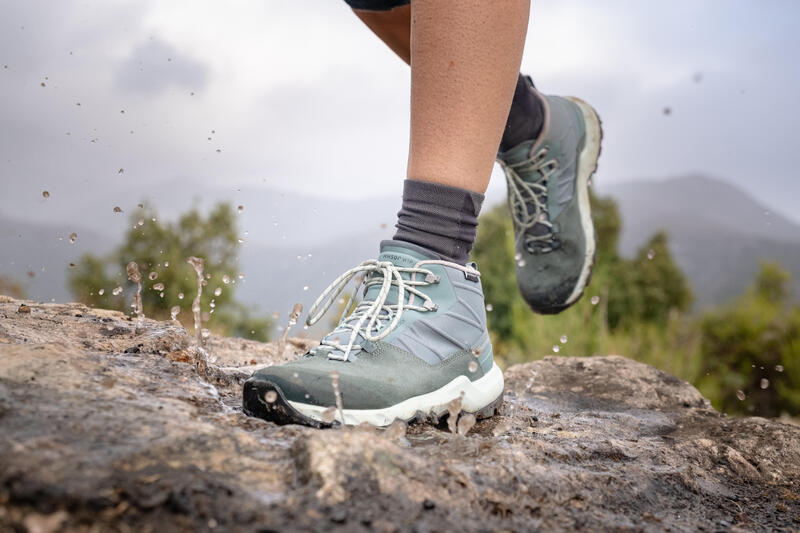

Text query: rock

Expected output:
[0,297,799,531]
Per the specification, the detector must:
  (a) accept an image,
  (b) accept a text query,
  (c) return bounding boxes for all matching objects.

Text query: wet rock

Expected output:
[0,297,798,532]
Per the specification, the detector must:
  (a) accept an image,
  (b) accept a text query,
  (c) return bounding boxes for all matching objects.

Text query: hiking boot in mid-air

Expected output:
[243,240,503,427]
[498,79,603,314]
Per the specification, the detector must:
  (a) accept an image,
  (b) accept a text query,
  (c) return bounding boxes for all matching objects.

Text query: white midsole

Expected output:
[287,363,505,427]
[564,96,602,306]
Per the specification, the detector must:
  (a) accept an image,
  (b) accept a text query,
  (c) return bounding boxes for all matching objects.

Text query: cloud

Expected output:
[115,38,209,95]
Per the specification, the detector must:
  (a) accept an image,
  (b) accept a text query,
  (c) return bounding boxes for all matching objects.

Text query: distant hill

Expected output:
[603,175,800,308]
[2,174,799,320]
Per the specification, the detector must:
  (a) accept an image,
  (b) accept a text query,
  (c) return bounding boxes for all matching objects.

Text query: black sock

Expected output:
[393,179,484,265]
[499,74,545,153]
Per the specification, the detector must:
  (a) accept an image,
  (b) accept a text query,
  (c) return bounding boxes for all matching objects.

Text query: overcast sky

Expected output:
[1,0,799,222]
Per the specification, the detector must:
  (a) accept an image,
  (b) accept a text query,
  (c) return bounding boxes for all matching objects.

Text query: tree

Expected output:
[69,203,271,341]
[697,262,800,416]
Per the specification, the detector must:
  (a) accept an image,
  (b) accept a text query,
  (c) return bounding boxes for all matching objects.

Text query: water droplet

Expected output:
[237,205,244,213]
[560,334,568,344]
[137,219,144,226]
[264,390,278,403]
[775,365,784,372]
[170,305,180,320]
[457,413,476,436]
[237,238,245,244]
[237,273,245,280]
[148,271,158,281]
[590,295,600,305]
[68,232,77,244]
[98,288,105,295]
[137,203,144,209]
[178,292,184,300]
[517,259,526,267]
[292,372,299,379]
[303,286,309,291]
[209,300,215,308]
[760,378,769,390]
[153,282,164,291]
[222,275,231,284]
[211,287,221,297]
[468,361,478,373]
[112,286,123,296]
[514,253,522,261]
[736,390,746,401]
[42,190,50,198]
[113,206,122,213]
[646,249,655,260]
[201,328,210,339]
[552,345,560,353]
[485,304,493,312]
[321,407,336,424]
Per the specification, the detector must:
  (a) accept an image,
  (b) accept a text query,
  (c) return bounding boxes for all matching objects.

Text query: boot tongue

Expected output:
[363,240,438,303]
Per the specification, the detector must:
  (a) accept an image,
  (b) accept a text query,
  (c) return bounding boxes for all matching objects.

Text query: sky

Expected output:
[1,0,799,221]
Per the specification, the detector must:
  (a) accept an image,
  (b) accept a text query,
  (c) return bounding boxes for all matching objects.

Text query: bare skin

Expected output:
[354,1,529,194]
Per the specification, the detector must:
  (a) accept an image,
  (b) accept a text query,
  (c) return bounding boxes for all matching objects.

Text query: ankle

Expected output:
[499,74,545,152]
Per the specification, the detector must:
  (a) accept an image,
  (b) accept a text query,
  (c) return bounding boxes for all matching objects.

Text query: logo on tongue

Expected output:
[379,252,416,267]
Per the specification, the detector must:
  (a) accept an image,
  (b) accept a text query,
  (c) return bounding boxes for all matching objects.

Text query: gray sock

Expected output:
[393,179,485,265]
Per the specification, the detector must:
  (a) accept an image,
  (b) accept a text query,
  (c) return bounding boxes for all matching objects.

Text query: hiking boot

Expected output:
[498,85,602,314]
[243,240,504,427]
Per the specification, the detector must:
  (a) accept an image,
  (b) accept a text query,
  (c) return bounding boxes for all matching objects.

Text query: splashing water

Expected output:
[321,407,336,424]
[148,272,158,281]
[492,419,512,437]
[760,378,770,390]
[776,365,784,372]
[485,304,493,312]
[112,286,123,296]
[237,205,244,214]
[68,232,77,244]
[552,345,560,353]
[646,249,655,260]
[560,334,568,344]
[214,287,222,297]
[42,190,50,198]
[457,413,476,435]
[222,274,231,284]
[330,370,344,426]
[170,305,180,321]
[384,419,407,440]
[113,206,122,213]
[187,256,205,346]
[517,259,527,267]
[153,282,164,292]
[126,261,143,325]
[178,292,184,300]
[276,302,303,356]
[98,288,104,296]
[447,394,463,434]
[736,390,746,401]
[590,295,600,305]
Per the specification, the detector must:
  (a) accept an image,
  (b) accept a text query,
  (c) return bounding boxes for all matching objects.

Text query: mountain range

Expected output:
[1,175,798,321]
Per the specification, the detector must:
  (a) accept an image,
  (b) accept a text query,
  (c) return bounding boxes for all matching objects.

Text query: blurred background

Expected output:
[1,0,798,417]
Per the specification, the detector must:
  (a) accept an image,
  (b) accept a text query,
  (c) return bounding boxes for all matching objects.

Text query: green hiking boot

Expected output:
[498,88,602,314]
[243,240,504,428]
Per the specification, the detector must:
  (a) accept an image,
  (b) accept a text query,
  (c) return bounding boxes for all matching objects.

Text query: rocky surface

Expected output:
[1,296,799,532]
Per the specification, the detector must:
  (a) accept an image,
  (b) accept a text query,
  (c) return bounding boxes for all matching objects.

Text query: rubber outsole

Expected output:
[242,376,504,429]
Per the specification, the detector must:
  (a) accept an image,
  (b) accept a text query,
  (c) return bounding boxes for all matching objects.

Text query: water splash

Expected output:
[330,369,344,426]
[736,390,746,401]
[214,287,222,297]
[42,190,50,198]
[153,282,164,292]
[276,302,303,356]
[492,419,512,437]
[68,232,77,244]
[98,289,105,295]
[187,256,205,346]
[112,286,123,296]
[457,413,476,435]
[170,305,180,321]
[126,261,143,325]
[148,271,158,281]
[113,206,122,213]
[776,365,784,372]
[646,249,655,260]
[485,304,493,312]
[552,345,560,353]
[760,378,770,390]
[560,334,568,344]
[222,274,231,284]
[590,295,600,305]
[321,407,336,424]
[384,419,407,440]
[447,394,463,434]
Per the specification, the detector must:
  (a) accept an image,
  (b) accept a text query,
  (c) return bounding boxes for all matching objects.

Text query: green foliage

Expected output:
[696,262,800,417]
[69,203,271,341]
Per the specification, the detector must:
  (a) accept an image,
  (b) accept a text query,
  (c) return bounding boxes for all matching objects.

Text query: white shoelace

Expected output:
[305,259,440,361]
[501,146,559,252]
